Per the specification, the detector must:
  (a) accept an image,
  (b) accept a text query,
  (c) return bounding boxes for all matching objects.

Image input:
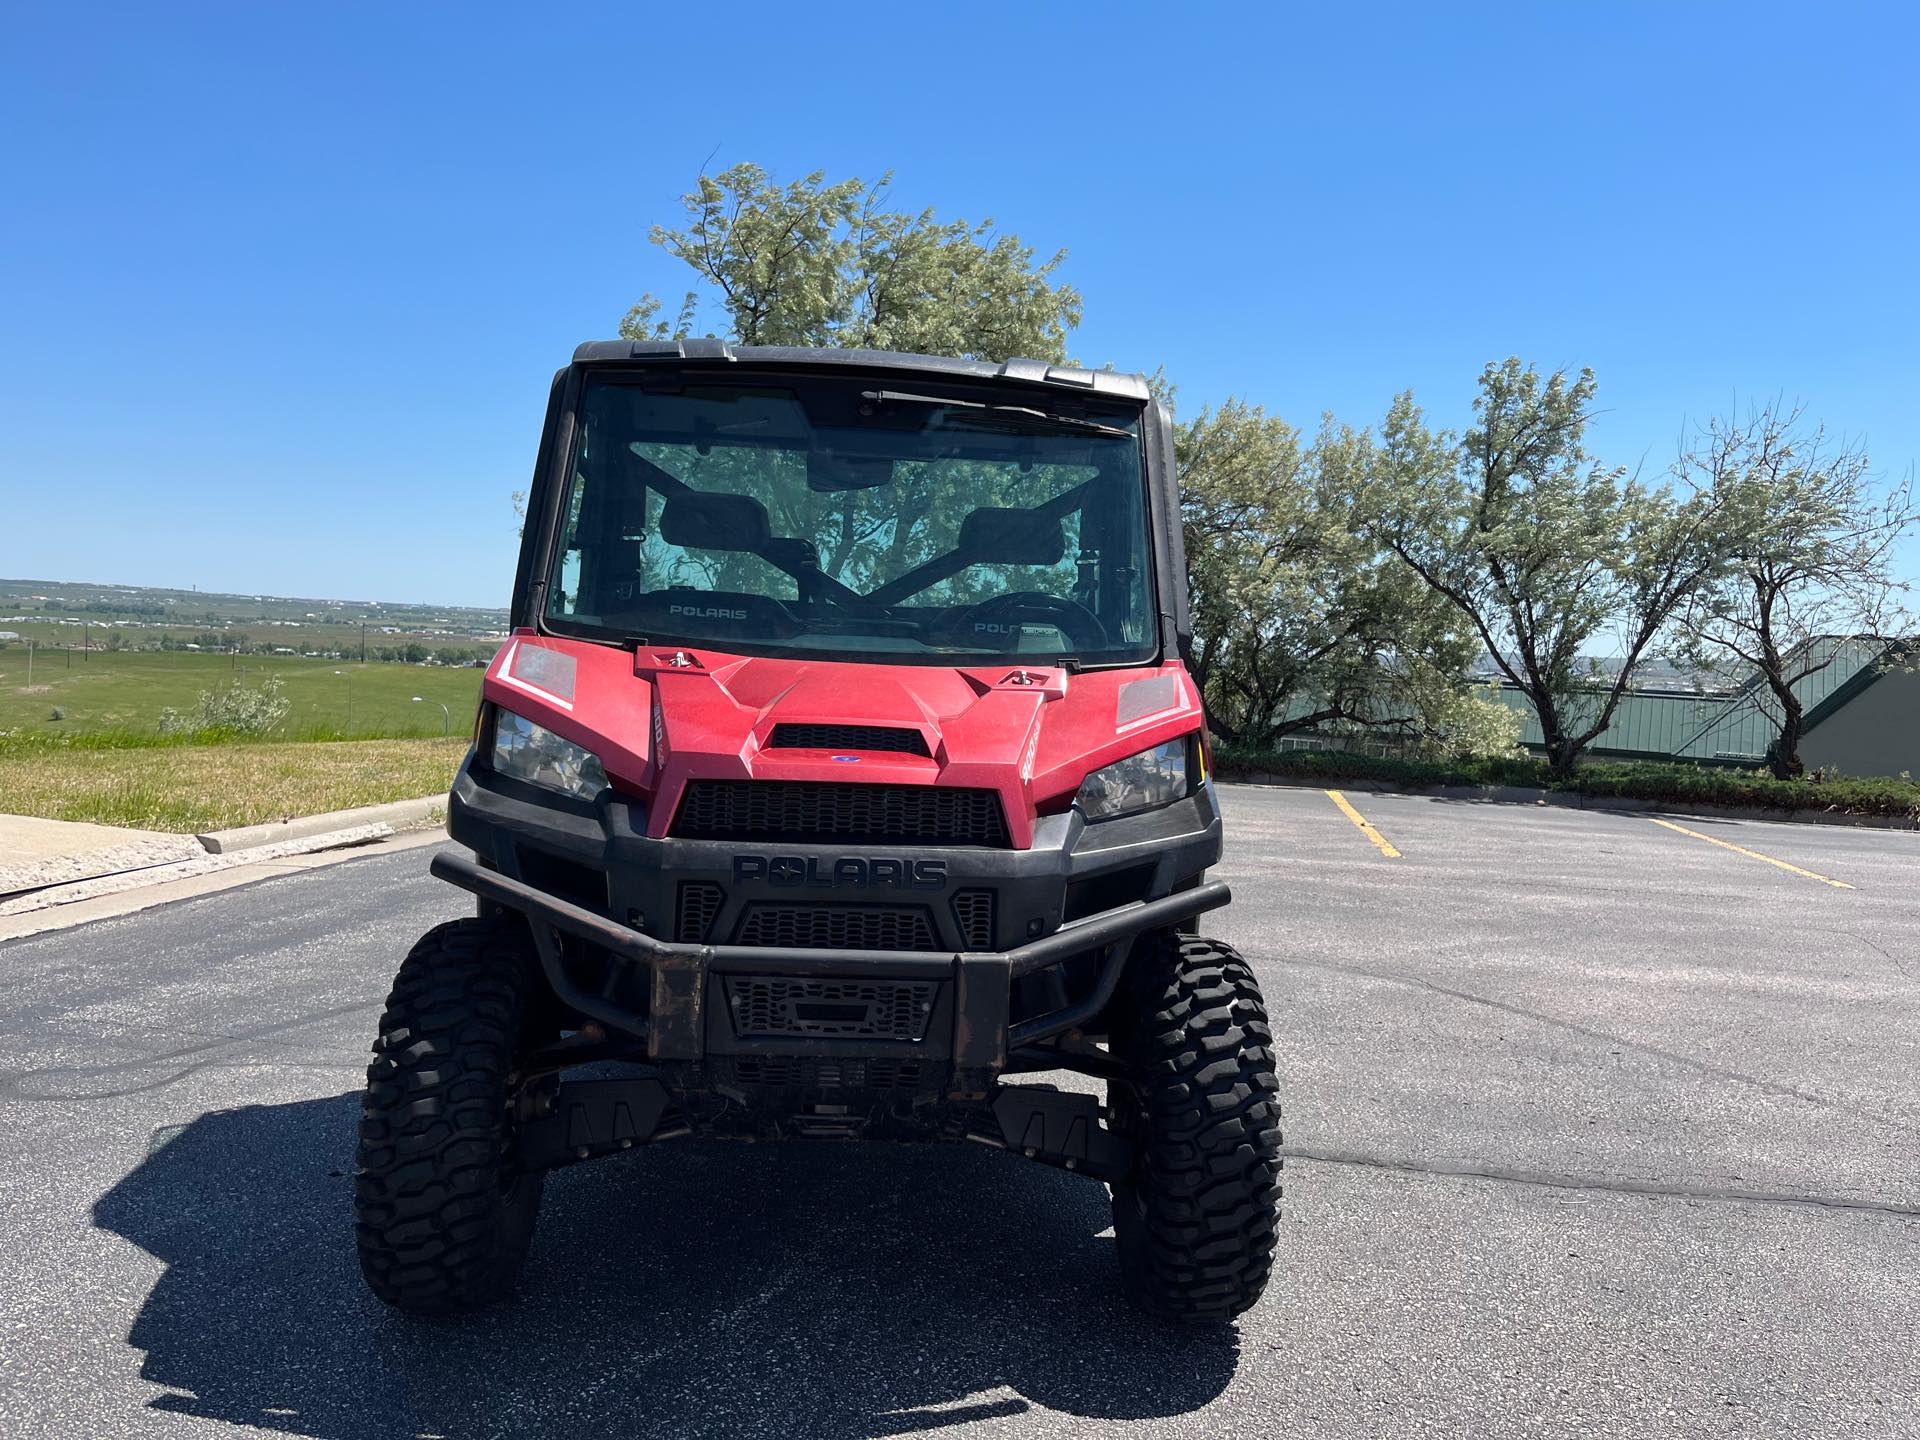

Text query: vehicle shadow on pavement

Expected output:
[93,1093,1240,1438]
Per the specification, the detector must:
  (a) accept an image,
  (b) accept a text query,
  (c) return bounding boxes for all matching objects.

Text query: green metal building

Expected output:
[1486,637,1918,775]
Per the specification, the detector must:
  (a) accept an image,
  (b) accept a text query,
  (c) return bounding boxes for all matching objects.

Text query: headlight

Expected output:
[490,709,609,802]
[1074,738,1189,821]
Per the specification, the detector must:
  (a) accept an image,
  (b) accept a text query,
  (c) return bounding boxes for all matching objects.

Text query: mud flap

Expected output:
[988,1085,1132,1184]
[517,1077,673,1170]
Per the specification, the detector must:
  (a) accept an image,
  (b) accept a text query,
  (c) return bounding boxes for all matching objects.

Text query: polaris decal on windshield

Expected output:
[669,604,749,622]
[732,856,947,890]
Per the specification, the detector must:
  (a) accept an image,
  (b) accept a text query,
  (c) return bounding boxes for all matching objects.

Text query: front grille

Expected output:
[952,889,996,949]
[724,975,941,1040]
[768,723,930,757]
[722,1056,929,1091]
[733,904,937,953]
[672,780,1009,847]
[676,882,724,942]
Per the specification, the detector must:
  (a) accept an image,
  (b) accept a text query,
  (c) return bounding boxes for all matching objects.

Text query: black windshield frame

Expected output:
[531,367,1165,670]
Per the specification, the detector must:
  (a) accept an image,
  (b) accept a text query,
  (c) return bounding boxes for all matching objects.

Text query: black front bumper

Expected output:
[435,849,1228,1069]
[440,758,1227,1085]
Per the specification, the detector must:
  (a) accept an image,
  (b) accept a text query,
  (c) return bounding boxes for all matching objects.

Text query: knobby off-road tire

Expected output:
[355,915,547,1315]
[1109,932,1282,1324]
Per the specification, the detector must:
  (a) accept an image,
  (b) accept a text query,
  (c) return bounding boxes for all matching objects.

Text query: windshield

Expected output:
[542,374,1156,665]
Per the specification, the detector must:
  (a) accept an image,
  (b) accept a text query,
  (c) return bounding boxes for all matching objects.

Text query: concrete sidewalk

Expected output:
[0,815,206,896]
[0,795,444,903]
[0,826,443,942]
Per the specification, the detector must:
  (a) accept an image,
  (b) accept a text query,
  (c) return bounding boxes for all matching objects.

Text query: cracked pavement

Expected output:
[0,783,1916,1438]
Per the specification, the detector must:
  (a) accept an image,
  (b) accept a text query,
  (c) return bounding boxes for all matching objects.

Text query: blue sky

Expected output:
[3,2,1915,607]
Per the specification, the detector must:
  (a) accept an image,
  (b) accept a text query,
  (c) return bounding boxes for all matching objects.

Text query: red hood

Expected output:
[484,632,1202,847]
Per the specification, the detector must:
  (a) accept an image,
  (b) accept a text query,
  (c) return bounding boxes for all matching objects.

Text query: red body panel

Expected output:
[483,630,1203,849]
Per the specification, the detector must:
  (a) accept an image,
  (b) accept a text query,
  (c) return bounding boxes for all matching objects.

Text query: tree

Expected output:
[1178,400,1474,745]
[1413,684,1528,763]
[1674,403,1918,777]
[159,675,290,738]
[1364,360,1730,776]
[621,165,1082,363]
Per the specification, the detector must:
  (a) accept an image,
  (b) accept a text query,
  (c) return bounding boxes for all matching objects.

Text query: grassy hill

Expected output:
[0,736,467,831]
[0,649,484,740]
[2,576,499,740]
[1,575,506,631]
[0,578,495,826]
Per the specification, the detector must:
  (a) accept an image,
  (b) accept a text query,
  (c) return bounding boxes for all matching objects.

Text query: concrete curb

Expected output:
[0,824,398,918]
[196,795,447,854]
[0,828,446,943]
[1222,773,1920,831]
[0,835,208,899]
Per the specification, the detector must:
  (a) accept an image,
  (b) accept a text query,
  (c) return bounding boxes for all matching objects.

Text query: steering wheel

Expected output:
[932,592,1110,653]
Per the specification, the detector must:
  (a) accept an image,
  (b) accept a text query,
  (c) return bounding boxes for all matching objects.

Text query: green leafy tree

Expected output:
[1178,400,1474,744]
[621,165,1082,362]
[1404,680,1527,762]
[1364,361,1730,776]
[542,165,1089,546]
[1674,402,1918,777]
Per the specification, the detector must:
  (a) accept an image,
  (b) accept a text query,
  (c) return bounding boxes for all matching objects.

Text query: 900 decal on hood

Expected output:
[732,855,947,889]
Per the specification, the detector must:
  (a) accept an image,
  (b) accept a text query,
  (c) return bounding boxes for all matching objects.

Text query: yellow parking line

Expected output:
[1646,817,1854,890]
[1325,790,1402,859]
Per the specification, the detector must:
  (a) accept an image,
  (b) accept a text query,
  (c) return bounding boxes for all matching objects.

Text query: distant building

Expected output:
[1799,654,1920,780]
[1484,636,1918,778]
[1276,636,1918,779]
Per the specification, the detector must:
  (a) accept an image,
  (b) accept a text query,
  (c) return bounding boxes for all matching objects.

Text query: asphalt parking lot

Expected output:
[1,783,1916,1439]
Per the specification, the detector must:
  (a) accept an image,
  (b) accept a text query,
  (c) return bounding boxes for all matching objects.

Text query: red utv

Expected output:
[353,342,1281,1323]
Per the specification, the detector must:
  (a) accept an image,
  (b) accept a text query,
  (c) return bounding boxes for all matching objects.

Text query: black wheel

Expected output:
[354,915,548,1315]
[1108,931,1282,1324]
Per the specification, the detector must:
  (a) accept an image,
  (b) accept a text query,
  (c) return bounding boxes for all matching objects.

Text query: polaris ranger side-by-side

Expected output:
[354,342,1282,1323]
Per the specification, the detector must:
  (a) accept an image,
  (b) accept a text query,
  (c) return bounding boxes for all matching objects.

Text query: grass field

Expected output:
[0,648,484,739]
[0,737,467,831]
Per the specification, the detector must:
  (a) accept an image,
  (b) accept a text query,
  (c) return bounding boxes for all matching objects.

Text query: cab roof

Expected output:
[569,339,1153,403]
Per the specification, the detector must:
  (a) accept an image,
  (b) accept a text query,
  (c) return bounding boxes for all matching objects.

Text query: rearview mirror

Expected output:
[658,491,772,552]
[957,507,1066,566]
[807,451,895,492]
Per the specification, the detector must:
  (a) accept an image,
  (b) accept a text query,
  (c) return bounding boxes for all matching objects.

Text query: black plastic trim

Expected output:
[448,756,1223,956]
[566,341,1153,402]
